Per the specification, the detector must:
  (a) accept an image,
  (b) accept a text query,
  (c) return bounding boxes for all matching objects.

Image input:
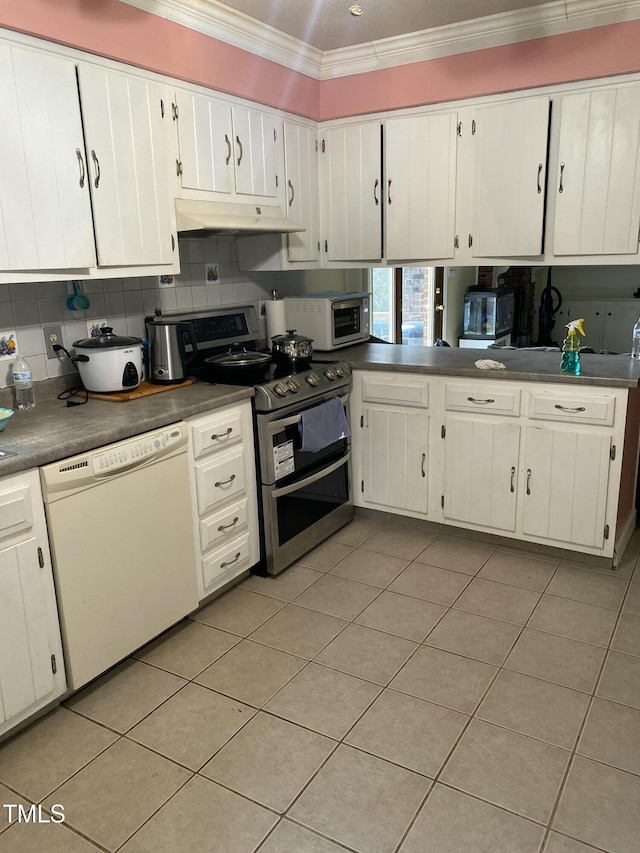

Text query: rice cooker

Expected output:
[72,327,143,393]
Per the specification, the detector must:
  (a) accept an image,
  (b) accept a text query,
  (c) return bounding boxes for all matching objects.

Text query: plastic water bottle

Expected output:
[632,317,640,359]
[12,356,35,409]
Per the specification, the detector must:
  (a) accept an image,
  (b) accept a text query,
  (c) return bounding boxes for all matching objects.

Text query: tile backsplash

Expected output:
[0,238,304,389]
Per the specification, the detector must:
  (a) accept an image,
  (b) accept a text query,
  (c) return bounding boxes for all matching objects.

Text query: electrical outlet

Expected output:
[43,325,63,360]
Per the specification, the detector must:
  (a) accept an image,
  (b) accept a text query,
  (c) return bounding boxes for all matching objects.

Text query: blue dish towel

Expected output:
[299,396,351,453]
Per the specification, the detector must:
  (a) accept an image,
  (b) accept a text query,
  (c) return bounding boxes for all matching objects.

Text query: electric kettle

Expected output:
[145,314,197,384]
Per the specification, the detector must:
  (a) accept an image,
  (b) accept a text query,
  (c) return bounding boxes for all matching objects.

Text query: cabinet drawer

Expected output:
[0,485,34,542]
[361,375,429,408]
[190,408,244,460]
[201,532,252,592]
[528,392,615,426]
[199,498,249,553]
[445,384,521,416]
[195,447,246,515]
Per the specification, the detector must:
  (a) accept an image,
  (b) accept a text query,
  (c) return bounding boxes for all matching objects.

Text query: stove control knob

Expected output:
[324,368,336,381]
[335,365,345,378]
[286,379,300,392]
[306,372,320,386]
[273,382,289,397]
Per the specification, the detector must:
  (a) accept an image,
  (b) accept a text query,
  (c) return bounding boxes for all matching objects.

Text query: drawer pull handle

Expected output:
[510,466,515,493]
[218,516,239,531]
[221,551,241,568]
[421,453,426,478]
[215,474,236,487]
[76,148,86,188]
[526,468,531,496]
[467,396,495,405]
[554,404,586,413]
[212,427,233,439]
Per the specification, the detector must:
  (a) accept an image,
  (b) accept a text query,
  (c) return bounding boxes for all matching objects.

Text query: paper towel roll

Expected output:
[265,299,286,341]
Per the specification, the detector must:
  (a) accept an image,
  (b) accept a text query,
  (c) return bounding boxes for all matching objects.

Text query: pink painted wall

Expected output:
[2,1,640,121]
[320,21,640,120]
[0,0,320,118]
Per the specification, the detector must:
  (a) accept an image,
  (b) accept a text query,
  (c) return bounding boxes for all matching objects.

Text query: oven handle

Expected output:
[271,451,351,498]
[266,392,350,433]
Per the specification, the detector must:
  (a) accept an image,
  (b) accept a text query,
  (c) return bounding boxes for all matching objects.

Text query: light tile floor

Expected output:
[2,517,640,852]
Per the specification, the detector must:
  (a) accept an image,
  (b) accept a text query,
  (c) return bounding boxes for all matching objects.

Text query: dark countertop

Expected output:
[0,382,254,477]
[318,343,640,389]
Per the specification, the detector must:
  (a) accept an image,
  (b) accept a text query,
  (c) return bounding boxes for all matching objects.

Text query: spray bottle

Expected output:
[561,318,585,376]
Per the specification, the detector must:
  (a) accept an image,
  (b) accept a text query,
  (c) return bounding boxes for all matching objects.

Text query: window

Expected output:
[370,267,437,346]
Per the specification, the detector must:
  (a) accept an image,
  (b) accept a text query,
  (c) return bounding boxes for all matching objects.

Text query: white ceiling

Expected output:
[215,0,553,51]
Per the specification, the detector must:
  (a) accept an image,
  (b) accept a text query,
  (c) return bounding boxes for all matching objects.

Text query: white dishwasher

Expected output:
[41,422,198,691]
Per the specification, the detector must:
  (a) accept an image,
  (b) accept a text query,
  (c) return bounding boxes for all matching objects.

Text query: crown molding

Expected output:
[120,0,322,77]
[120,0,640,81]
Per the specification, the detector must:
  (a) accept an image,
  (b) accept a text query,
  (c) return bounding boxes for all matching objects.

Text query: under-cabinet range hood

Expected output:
[175,199,305,235]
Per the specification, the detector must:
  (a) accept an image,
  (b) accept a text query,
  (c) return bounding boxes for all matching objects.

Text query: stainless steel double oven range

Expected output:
[154,305,354,575]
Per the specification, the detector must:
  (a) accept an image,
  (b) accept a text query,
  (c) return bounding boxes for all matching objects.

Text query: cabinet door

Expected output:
[323,123,382,261]
[522,426,611,548]
[78,65,174,267]
[443,417,520,532]
[285,122,320,262]
[0,44,95,271]
[175,89,234,194]
[472,97,549,257]
[0,540,61,724]
[385,113,457,261]
[602,301,638,353]
[232,106,279,198]
[362,406,428,515]
[552,87,640,255]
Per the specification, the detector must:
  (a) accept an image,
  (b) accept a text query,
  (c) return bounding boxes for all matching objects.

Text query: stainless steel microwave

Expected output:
[283,291,370,350]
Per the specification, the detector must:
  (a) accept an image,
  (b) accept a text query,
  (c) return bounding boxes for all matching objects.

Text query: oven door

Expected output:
[257,391,350,487]
[331,297,370,347]
[261,451,353,575]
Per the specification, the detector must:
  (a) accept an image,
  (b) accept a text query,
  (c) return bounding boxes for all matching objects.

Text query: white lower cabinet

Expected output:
[443,417,520,532]
[353,372,430,516]
[0,470,66,737]
[353,371,632,561]
[187,401,260,600]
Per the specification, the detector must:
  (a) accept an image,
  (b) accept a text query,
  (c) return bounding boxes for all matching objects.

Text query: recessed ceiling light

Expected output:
[349,5,364,16]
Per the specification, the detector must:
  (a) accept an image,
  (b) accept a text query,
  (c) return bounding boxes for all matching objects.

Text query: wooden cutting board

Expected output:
[87,378,197,402]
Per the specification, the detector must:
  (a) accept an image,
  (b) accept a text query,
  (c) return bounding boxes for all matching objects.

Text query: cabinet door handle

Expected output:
[288,179,295,207]
[559,162,565,193]
[225,134,231,165]
[218,516,239,531]
[421,453,426,478]
[554,404,586,413]
[373,178,379,205]
[220,551,241,568]
[76,148,86,188]
[387,179,392,205]
[537,162,543,194]
[212,427,233,439]
[215,473,236,487]
[91,150,101,188]
[526,468,531,496]
[236,135,243,166]
[466,396,495,405]
[510,466,515,493]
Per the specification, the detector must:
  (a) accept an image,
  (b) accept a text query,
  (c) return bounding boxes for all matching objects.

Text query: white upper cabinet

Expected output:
[0,43,96,271]
[284,121,320,262]
[174,88,281,201]
[174,89,235,195]
[384,113,458,261]
[551,86,640,256]
[78,65,174,267]
[322,122,383,262]
[471,96,550,257]
[231,105,280,198]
